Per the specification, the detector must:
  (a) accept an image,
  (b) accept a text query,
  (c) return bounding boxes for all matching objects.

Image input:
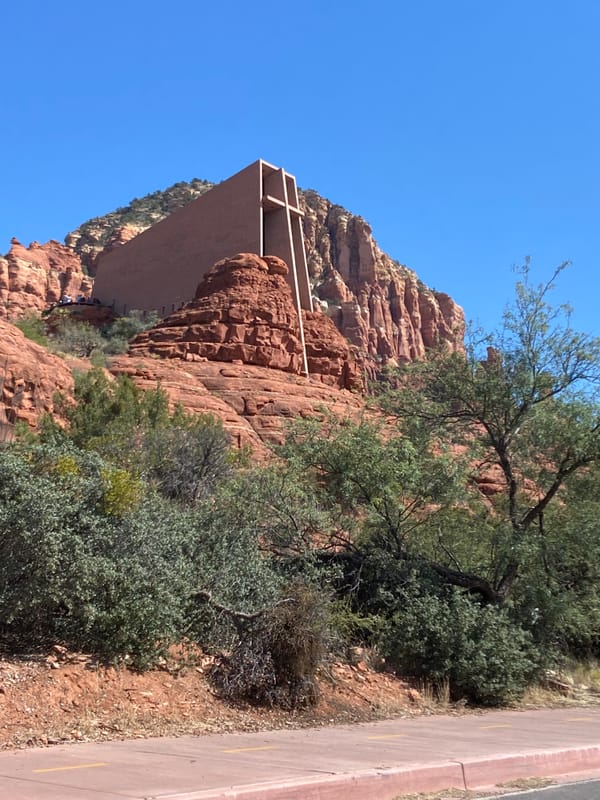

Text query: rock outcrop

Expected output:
[109,356,366,455]
[302,191,464,364]
[65,179,464,368]
[0,239,92,320]
[0,319,74,433]
[130,253,362,390]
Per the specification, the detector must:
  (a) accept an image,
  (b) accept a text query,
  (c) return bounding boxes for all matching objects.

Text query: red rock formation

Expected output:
[301,310,362,390]
[301,191,465,365]
[0,319,74,433]
[130,253,362,390]
[0,239,92,320]
[65,180,465,368]
[109,356,365,454]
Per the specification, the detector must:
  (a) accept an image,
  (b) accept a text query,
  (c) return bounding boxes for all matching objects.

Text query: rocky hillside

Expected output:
[0,319,74,433]
[65,178,465,366]
[0,239,92,320]
[0,171,465,443]
[130,253,362,391]
[65,179,213,273]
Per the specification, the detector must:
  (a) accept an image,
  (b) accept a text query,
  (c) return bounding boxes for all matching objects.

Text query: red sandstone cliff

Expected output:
[0,319,74,431]
[130,253,362,391]
[64,179,464,366]
[109,357,366,455]
[302,191,464,364]
[0,239,92,320]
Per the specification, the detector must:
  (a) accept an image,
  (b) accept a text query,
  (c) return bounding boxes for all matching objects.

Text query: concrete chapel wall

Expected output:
[93,162,263,316]
[93,160,313,320]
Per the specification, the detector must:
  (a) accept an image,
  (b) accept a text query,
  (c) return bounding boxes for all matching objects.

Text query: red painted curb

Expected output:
[157,762,465,800]
[160,746,600,800]
[463,745,600,789]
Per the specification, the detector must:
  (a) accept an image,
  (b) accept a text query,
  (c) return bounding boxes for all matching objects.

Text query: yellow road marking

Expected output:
[566,717,593,722]
[33,762,108,774]
[222,745,277,754]
[367,733,408,740]
[480,724,512,730]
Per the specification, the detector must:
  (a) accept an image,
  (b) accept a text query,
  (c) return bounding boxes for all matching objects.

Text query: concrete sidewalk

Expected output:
[0,707,599,799]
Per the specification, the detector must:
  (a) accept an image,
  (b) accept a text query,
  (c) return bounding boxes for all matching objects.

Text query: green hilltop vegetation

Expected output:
[3,265,600,708]
[68,178,214,264]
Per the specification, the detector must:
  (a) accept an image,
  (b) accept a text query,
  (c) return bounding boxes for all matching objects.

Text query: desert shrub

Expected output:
[99,466,143,516]
[47,309,158,358]
[64,495,198,667]
[210,581,329,709]
[51,319,106,357]
[382,587,542,705]
[104,309,159,342]
[66,369,170,455]
[140,414,232,505]
[0,441,198,665]
[14,313,48,346]
[14,314,48,347]
[66,370,232,503]
[100,310,160,354]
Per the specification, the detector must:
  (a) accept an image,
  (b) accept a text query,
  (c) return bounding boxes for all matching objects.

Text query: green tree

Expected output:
[380,263,600,605]
[51,319,106,357]
[279,414,465,560]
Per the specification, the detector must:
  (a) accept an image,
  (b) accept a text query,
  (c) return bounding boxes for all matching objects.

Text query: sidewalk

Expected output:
[0,707,599,799]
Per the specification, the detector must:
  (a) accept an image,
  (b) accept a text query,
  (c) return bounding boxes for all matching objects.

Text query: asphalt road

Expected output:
[483,778,600,799]
[0,707,599,799]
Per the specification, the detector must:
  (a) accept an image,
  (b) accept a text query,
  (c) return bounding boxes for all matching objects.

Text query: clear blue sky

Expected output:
[3,0,599,334]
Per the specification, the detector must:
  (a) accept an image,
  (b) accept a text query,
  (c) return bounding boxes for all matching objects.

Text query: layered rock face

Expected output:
[301,191,464,364]
[130,253,362,391]
[0,319,74,432]
[0,239,92,320]
[65,179,464,367]
[109,357,366,455]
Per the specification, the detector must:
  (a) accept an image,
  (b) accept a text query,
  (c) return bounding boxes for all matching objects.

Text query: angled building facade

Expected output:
[93,159,313,323]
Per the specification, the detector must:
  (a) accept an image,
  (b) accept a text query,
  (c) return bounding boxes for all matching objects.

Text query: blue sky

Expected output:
[3,0,599,334]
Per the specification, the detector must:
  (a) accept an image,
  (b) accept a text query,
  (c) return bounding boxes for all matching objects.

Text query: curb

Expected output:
[159,745,600,800]
[462,745,600,789]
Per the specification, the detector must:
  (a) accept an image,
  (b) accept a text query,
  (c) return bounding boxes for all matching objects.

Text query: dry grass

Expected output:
[560,658,600,692]
[392,776,555,800]
[520,658,600,709]
[416,678,454,710]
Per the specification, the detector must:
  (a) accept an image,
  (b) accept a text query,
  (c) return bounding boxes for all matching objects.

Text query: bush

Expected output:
[0,441,197,666]
[104,310,159,342]
[210,581,329,709]
[14,314,48,346]
[51,320,105,357]
[66,370,232,504]
[140,414,232,505]
[382,588,542,705]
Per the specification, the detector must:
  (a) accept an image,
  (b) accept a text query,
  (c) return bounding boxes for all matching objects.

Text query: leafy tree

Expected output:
[51,319,106,357]
[380,263,600,605]
[510,465,600,656]
[279,414,465,558]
